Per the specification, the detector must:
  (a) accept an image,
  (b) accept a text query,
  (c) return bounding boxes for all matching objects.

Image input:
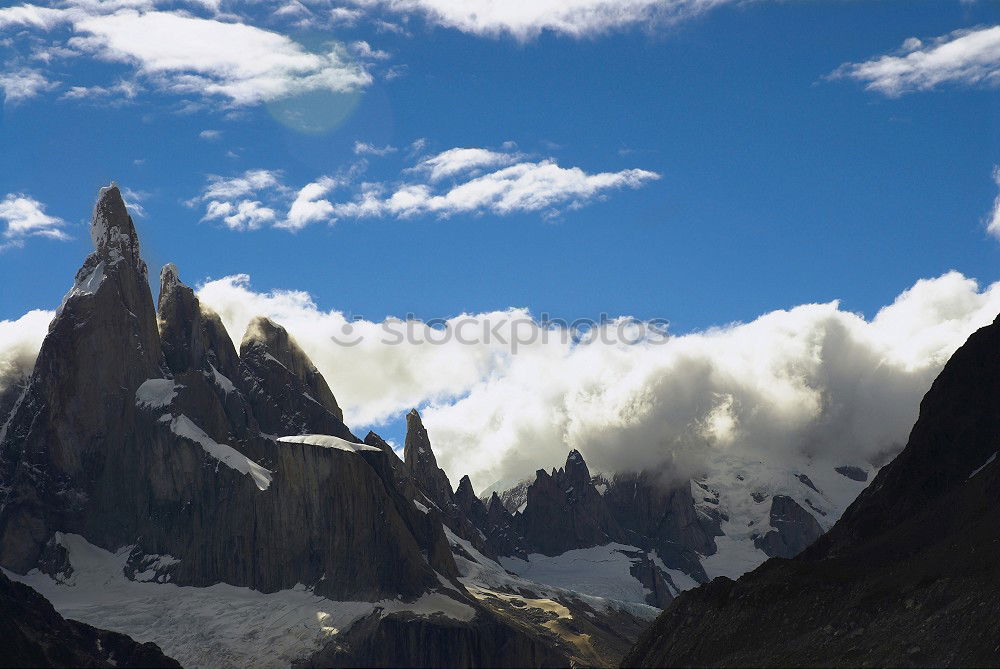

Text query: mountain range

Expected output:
[0,185,996,667]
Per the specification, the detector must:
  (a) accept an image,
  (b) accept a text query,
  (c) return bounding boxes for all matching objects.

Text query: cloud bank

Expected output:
[190,270,1000,490]
[4,269,999,491]
[832,25,1000,96]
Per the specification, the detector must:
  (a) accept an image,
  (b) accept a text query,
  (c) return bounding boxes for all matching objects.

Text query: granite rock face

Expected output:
[0,570,179,668]
[623,314,1000,668]
[516,450,627,556]
[239,316,354,441]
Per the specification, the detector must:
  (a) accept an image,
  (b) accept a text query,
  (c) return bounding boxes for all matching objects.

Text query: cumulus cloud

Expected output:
[0,193,69,250]
[0,2,376,106]
[204,199,277,231]
[831,25,1000,96]
[189,145,660,230]
[279,177,339,231]
[0,67,57,102]
[345,0,736,40]
[189,270,1000,490]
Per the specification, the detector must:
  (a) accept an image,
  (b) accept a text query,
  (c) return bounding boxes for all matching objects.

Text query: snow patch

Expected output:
[413,500,430,514]
[277,434,380,453]
[162,414,272,490]
[500,543,652,605]
[209,365,235,394]
[136,379,180,409]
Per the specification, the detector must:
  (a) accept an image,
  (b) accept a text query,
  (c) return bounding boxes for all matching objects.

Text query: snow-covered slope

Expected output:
[6,533,475,668]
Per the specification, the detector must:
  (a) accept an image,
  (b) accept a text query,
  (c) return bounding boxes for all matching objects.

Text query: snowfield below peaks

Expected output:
[5,533,478,668]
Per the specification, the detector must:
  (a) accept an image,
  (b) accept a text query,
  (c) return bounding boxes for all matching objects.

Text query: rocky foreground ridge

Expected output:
[623,311,1000,667]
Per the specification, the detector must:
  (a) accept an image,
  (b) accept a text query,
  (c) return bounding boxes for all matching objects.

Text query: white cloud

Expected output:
[988,166,1000,240]
[121,187,149,217]
[201,169,283,201]
[0,3,377,106]
[0,193,69,250]
[191,270,1000,491]
[60,78,141,103]
[203,199,277,231]
[332,157,660,220]
[0,309,53,395]
[0,4,67,30]
[69,9,373,105]
[353,141,397,156]
[831,25,1000,96]
[346,0,735,40]
[0,67,57,102]
[279,177,338,230]
[413,147,520,181]
[190,146,659,230]
[199,129,222,140]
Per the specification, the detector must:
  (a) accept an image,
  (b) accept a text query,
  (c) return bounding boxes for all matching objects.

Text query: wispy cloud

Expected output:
[0,67,57,102]
[0,193,69,250]
[0,2,379,107]
[831,25,1000,96]
[189,144,660,230]
[353,141,397,156]
[343,0,737,40]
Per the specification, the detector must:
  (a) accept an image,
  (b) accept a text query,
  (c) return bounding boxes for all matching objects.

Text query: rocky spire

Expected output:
[0,183,163,571]
[403,409,454,510]
[241,317,342,420]
[454,475,488,528]
[516,449,626,556]
[157,263,239,380]
[238,316,353,439]
[563,449,591,488]
[90,184,145,276]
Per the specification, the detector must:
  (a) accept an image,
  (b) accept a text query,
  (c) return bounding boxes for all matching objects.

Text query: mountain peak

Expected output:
[90,184,142,270]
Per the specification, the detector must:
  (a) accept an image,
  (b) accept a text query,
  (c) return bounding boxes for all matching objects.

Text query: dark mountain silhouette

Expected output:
[624,313,1000,667]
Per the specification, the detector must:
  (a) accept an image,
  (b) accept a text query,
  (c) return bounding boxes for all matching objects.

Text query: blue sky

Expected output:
[1,0,999,482]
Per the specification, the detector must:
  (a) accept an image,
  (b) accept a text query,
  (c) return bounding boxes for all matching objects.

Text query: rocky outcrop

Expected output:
[404,409,454,510]
[517,450,626,556]
[623,314,1000,668]
[302,604,570,668]
[238,316,354,441]
[752,494,823,559]
[482,492,528,560]
[454,475,489,529]
[601,471,719,581]
[0,541,179,668]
